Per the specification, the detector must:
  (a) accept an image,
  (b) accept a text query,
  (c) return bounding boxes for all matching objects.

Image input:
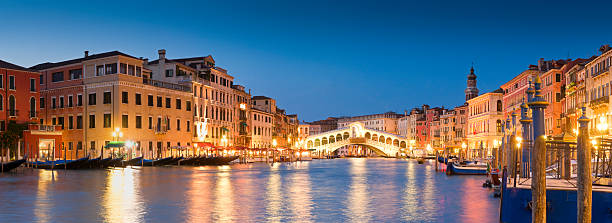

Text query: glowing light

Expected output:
[461,142,467,149]
[272,139,277,147]
[239,103,246,110]
[592,139,597,145]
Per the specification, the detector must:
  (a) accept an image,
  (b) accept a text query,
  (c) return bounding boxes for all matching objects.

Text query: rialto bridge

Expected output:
[304,122,410,157]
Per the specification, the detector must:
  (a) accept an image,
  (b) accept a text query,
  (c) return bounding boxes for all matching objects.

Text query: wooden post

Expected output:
[577,107,592,223]
[528,75,548,223]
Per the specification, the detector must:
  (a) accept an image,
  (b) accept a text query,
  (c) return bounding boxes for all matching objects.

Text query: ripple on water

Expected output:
[0,159,499,223]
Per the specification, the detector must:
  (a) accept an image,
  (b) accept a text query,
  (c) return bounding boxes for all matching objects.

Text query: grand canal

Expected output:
[0,158,499,222]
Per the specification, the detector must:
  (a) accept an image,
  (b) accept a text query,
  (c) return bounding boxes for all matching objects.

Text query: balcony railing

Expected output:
[143,78,192,92]
[154,125,167,134]
[590,96,609,107]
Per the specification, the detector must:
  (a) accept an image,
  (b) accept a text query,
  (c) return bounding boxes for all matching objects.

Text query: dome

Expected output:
[467,66,477,80]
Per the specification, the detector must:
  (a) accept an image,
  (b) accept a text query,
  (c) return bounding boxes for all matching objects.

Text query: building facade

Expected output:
[33,51,193,159]
[466,90,504,157]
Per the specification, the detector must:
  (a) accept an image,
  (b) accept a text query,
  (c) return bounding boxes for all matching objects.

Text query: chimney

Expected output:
[143,58,149,64]
[158,49,166,61]
[84,51,89,58]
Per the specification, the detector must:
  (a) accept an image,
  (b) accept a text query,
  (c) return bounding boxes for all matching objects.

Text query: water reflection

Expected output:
[265,163,282,222]
[34,170,54,222]
[346,158,370,222]
[185,168,213,222]
[102,168,144,223]
[288,162,313,222]
[213,168,234,222]
[1,159,500,223]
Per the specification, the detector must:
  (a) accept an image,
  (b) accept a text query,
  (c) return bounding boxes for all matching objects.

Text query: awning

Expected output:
[104,141,125,148]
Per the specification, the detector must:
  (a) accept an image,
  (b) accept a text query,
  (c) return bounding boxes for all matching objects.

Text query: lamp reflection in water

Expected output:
[265,163,282,222]
[185,170,213,222]
[103,168,144,223]
[213,166,234,222]
[34,170,55,222]
[288,162,313,222]
[346,158,371,222]
[402,159,420,221]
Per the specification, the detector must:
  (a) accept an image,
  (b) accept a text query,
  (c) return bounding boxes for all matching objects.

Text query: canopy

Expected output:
[104,141,125,148]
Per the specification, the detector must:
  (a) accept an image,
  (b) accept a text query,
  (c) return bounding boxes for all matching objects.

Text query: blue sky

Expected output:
[2,0,611,121]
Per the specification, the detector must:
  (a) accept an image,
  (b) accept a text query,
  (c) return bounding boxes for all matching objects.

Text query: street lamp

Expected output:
[112,128,123,141]
[595,116,608,177]
[461,142,467,159]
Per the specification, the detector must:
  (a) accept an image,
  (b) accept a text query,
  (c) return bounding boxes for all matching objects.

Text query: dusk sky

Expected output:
[3,0,612,121]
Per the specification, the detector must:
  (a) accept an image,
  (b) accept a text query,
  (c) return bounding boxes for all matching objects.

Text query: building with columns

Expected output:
[585,45,612,136]
[466,89,504,157]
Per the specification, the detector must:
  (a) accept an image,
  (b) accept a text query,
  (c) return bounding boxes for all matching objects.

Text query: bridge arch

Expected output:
[304,121,408,157]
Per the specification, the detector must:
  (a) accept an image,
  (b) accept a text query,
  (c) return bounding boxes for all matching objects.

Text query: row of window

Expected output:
[96,63,142,77]
[46,114,191,132]
[253,126,272,136]
[44,95,83,109]
[44,92,192,111]
[0,75,32,91]
[193,86,235,106]
[253,113,271,123]
[587,56,612,78]
[50,69,82,82]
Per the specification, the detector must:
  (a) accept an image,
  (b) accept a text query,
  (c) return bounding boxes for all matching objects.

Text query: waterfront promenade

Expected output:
[0,158,499,223]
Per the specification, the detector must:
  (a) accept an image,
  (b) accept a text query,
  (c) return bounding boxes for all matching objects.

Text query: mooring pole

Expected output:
[528,75,548,223]
[577,106,592,223]
[520,100,532,178]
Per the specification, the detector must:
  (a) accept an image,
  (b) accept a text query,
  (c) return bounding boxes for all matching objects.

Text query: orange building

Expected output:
[540,60,569,136]
[0,60,63,160]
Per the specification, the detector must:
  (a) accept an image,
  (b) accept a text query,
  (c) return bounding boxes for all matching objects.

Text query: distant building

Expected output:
[466,89,504,157]
[337,112,404,134]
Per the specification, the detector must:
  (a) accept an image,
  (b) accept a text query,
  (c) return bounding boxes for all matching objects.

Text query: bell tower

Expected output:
[465,66,479,101]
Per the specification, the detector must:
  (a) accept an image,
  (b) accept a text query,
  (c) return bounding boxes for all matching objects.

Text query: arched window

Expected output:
[497,100,502,112]
[9,95,15,116]
[30,97,36,117]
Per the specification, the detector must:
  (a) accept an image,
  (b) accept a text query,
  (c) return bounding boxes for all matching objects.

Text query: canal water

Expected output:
[0,158,499,222]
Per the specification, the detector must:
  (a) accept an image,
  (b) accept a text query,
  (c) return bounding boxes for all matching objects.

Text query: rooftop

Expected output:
[0,59,36,72]
[30,51,139,71]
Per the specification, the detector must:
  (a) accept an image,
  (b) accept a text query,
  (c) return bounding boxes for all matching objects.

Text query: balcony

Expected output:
[154,125,167,134]
[143,78,192,93]
[590,96,609,107]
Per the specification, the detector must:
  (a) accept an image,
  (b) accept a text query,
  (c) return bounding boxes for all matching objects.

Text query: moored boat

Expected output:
[446,162,488,175]
[1,159,26,172]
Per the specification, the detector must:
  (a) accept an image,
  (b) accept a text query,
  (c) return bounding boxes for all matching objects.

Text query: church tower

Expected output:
[465,66,479,101]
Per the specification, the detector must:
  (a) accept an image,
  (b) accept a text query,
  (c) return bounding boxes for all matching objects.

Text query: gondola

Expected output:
[126,157,144,166]
[177,156,201,166]
[202,156,239,165]
[141,157,173,166]
[99,157,113,168]
[106,158,124,167]
[446,162,488,175]
[1,159,26,172]
[65,157,90,169]
[165,157,184,166]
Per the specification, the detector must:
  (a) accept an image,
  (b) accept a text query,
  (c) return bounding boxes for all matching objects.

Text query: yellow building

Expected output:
[34,51,193,159]
[466,89,504,158]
